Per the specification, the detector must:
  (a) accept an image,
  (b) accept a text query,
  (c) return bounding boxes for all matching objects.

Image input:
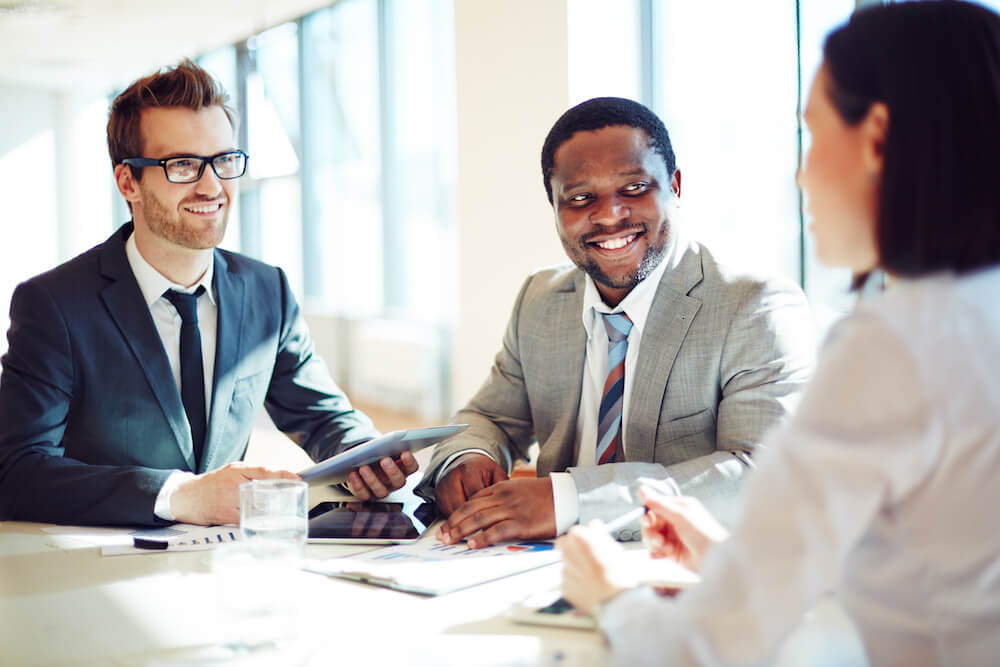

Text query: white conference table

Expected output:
[0,482,869,667]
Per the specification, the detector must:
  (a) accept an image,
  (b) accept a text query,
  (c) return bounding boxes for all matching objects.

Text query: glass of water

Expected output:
[239,479,308,561]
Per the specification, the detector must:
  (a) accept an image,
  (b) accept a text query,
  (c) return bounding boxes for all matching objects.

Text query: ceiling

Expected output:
[0,0,333,91]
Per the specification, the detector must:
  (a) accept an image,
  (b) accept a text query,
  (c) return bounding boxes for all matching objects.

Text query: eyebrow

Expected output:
[560,167,648,192]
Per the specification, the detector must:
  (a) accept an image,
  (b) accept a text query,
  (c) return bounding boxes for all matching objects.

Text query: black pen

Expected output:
[133,537,169,550]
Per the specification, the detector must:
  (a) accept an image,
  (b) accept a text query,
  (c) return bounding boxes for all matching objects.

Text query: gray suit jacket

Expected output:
[416,240,814,534]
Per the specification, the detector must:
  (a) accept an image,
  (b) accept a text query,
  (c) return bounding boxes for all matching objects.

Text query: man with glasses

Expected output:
[0,60,416,527]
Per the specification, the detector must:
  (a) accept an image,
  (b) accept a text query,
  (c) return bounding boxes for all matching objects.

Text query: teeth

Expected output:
[185,203,221,214]
[596,234,636,250]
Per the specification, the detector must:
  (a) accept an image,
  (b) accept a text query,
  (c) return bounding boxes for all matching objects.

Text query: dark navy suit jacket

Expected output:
[0,223,377,525]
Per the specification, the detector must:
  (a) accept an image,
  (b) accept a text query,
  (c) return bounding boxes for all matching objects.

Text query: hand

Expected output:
[639,486,729,572]
[170,463,299,526]
[434,453,509,516]
[557,521,632,616]
[436,477,555,548]
[345,450,419,500]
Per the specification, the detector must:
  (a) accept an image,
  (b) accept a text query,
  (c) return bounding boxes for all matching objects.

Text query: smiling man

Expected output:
[417,97,815,548]
[0,61,417,527]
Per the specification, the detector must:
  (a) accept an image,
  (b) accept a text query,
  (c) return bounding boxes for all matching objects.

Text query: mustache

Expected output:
[581,223,646,244]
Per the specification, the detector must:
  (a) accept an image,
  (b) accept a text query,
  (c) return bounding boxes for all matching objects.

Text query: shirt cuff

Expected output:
[550,471,579,535]
[434,448,508,485]
[153,471,196,521]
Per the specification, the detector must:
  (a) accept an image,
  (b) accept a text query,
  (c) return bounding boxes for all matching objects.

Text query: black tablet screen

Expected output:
[307,500,438,541]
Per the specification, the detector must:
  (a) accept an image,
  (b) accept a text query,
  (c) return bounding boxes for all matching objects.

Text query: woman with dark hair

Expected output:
[557,2,1000,666]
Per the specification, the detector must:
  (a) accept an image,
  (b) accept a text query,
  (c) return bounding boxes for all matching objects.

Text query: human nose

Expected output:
[193,161,223,195]
[590,194,630,226]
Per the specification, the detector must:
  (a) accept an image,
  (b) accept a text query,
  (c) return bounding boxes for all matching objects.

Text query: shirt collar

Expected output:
[581,230,682,341]
[125,231,216,307]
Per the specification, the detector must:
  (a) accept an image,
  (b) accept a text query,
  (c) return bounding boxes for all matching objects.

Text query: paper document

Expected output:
[42,523,240,556]
[303,535,561,595]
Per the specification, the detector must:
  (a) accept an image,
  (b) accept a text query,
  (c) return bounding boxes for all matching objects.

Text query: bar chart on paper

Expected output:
[303,537,561,594]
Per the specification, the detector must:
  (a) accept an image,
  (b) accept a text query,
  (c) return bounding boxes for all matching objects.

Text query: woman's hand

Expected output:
[640,486,729,572]
[556,520,633,615]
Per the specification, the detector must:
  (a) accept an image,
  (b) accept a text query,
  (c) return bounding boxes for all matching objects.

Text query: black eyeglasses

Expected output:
[121,150,249,184]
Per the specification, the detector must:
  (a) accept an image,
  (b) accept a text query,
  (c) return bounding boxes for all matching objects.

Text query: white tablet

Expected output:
[299,424,469,486]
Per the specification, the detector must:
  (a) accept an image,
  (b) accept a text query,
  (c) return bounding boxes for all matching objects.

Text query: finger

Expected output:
[447,501,511,544]
[398,450,419,474]
[358,464,389,498]
[467,518,519,549]
[378,457,407,491]
[435,471,468,517]
[347,471,372,501]
[460,466,489,501]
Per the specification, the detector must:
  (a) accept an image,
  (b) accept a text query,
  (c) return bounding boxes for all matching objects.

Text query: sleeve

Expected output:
[573,278,816,529]
[669,277,815,524]
[598,312,933,666]
[0,280,174,525]
[414,275,538,503]
[262,267,380,462]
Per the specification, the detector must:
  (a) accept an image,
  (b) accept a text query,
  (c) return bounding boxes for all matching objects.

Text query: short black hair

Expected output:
[540,97,676,204]
[824,0,1000,277]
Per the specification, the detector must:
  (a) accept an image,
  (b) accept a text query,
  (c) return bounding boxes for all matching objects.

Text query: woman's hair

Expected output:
[824,0,1000,277]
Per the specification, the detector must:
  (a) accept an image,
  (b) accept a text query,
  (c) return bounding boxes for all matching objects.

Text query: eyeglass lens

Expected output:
[164,152,246,183]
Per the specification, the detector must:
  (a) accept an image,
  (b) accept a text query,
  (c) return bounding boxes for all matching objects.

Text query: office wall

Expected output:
[0,84,113,356]
[451,0,570,410]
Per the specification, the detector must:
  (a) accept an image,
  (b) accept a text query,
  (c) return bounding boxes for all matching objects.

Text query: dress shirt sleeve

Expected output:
[550,471,579,535]
[153,470,197,520]
[596,311,933,666]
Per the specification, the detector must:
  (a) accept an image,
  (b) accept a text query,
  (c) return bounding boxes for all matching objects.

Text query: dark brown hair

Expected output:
[107,58,237,180]
[825,1,1000,280]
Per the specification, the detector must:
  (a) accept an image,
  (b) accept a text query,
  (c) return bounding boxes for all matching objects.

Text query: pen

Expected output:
[133,537,169,550]
[602,505,649,535]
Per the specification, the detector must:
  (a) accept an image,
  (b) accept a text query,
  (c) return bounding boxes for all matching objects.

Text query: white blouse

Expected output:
[600,266,1000,666]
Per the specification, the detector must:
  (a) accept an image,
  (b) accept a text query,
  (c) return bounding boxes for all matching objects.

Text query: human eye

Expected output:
[564,192,593,207]
[168,157,197,170]
[622,181,649,196]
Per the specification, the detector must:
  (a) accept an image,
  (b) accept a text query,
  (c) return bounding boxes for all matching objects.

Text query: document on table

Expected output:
[41,523,239,556]
[303,535,561,595]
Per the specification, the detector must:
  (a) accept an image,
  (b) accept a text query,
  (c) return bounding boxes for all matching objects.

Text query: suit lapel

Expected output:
[536,271,586,475]
[203,252,244,473]
[626,244,703,463]
[99,224,195,470]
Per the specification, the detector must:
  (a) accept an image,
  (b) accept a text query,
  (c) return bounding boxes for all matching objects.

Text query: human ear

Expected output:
[670,169,682,198]
[861,102,889,176]
[114,163,141,204]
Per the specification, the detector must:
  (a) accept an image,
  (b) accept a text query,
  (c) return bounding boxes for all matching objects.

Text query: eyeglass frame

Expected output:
[120,150,249,184]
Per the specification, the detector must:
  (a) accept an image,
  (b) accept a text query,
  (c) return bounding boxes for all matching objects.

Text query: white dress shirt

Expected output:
[125,233,217,520]
[599,266,1000,666]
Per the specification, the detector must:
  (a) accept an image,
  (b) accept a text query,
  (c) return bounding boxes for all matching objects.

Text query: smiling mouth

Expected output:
[183,202,224,214]
[587,230,643,252]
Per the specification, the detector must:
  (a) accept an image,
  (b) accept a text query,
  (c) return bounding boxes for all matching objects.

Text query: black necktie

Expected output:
[164,286,207,468]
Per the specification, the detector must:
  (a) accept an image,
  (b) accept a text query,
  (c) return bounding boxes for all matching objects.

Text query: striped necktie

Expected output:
[596,312,633,465]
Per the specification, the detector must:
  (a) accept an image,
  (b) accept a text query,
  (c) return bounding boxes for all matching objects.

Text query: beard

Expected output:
[561,220,671,291]
[138,182,228,250]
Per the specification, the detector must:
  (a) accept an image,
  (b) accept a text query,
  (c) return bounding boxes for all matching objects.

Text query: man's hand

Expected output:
[345,450,419,500]
[434,453,509,516]
[436,477,556,549]
[170,463,299,525]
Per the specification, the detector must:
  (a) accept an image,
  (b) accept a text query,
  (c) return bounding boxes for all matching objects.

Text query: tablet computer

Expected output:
[307,500,438,544]
[299,424,469,486]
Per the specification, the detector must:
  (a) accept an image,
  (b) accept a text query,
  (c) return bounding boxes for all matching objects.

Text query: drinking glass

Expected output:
[239,479,308,561]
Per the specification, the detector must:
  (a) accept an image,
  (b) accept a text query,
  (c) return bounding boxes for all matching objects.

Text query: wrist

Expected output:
[590,587,629,619]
